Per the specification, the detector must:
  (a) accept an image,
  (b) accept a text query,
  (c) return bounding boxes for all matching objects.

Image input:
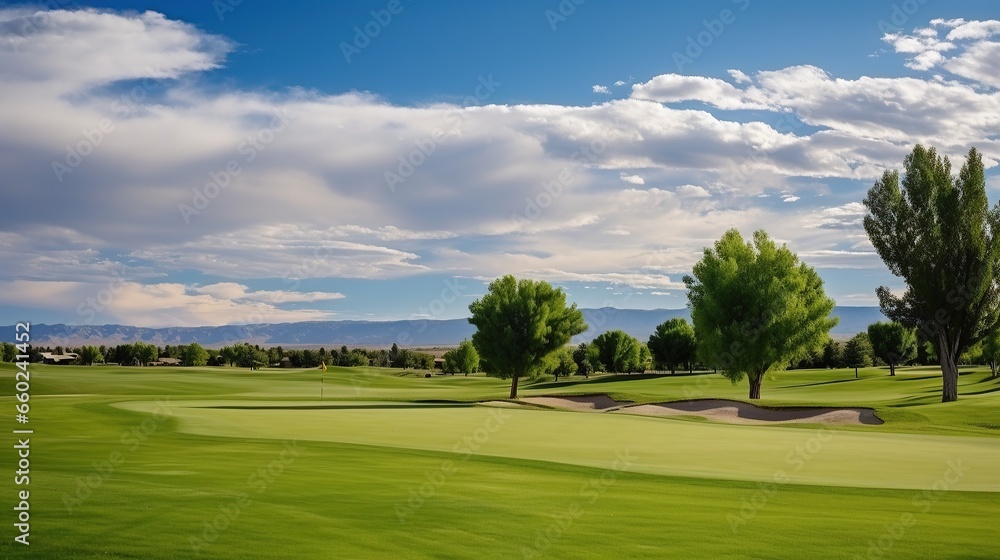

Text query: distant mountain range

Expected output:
[12,307,885,347]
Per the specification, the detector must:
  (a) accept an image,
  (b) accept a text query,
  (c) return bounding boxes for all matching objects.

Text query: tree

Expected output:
[132,342,158,366]
[867,321,916,376]
[648,318,697,374]
[821,338,842,369]
[468,275,587,399]
[572,343,593,377]
[181,343,209,367]
[981,330,1000,377]
[684,229,837,399]
[842,332,873,376]
[590,330,643,373]
[536,346,577,381]
[219,345,237,367]
[78,345,103,365]
[0,342,16,362]
[864,146,1000,402]
[442,339,480,376]
[552,347,577,380]
[347,349,370,367]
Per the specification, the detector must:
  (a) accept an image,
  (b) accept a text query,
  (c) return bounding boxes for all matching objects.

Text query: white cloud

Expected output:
[782,195,800,203]
[884,19,1000,88]
[0,280,336,327]
[614,80,627,87]
[619,173,645,184]
[193,282,345,303]
[592,85,611,94]
[727,69,752,84]
[2,8,998,325]
[812,202,867,229]
[675,185,711,198]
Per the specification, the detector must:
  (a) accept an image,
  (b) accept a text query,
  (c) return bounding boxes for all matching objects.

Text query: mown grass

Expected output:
[0,362,997,558]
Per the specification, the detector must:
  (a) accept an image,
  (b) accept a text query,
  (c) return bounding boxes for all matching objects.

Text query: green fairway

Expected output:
[2,363,999,559]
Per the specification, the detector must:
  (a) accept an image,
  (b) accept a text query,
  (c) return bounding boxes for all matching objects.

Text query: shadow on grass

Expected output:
[529,372,715,391]
[200,401,475,411]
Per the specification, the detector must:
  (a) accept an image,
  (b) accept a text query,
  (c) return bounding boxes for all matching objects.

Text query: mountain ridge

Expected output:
[11,306,885,347]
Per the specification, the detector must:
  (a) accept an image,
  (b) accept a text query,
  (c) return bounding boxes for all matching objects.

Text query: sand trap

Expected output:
[478,400,532,409]
[614,399,883,426]
[518,395,633,411]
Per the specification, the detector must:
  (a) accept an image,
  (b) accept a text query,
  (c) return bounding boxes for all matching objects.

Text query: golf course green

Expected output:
[2,363,998,559]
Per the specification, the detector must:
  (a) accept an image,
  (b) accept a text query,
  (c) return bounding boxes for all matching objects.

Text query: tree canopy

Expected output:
[442,339,480,376]
[648,318,697,373]
[181,343,209,367]
[863,145,1000,401]
[468,275,587,398]
[867,321,916,376]
[684,229,837,399]
[78,345,103,365]
[589,330,644,373]
[842,332,874,375]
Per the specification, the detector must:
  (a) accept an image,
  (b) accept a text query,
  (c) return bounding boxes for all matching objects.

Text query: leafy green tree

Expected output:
[536,346,577,381]
[232,343,267,369]
[842,332,874,376]
[867,321,917,376]
[181,343,209,367]
[981,330,1000,377]
[0,342,16,362]
[442,339,480,376]
[639,343,652,372]
[590,330,643,373]
[648,318,697,374]
[219,345,237,367]
[468,275,587,398]
[347,349,370,367]
[864,146,1000,401]
[684,229,837,399]
[132,342,158,366]
[78,345,103,365]
[821,338,842,369]
[571,343,593,377]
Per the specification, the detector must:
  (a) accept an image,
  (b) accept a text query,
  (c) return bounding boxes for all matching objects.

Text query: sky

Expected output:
[1,0,999,327]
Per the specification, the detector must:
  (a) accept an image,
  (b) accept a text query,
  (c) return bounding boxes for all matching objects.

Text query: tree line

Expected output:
[464,145,1000,401]
[6,341,438,370]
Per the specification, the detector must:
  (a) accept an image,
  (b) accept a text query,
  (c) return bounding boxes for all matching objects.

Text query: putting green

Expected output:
[116,399,1000,491]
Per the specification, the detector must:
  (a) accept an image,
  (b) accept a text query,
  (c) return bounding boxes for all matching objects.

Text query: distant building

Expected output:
[40,352,79,365]
[153,357,182,366]
[279,357,293,368]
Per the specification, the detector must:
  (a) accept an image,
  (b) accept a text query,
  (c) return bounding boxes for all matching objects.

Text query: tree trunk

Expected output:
[748,373,763,400]
[889,363,895,376]
[854,367,858,379]
[509,374,520,399]
[670,366,675,375]
[939,350,959,403]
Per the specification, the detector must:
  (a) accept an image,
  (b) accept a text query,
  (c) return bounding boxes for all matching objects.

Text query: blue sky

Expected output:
[1,1,999,327]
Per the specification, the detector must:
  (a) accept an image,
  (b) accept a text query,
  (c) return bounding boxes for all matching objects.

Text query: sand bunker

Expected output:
[614,399,883,426]
[518,395,633,411]
[478,400,531,409]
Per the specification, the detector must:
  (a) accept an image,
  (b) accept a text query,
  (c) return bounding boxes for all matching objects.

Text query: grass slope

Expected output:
[0,363,997,559]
